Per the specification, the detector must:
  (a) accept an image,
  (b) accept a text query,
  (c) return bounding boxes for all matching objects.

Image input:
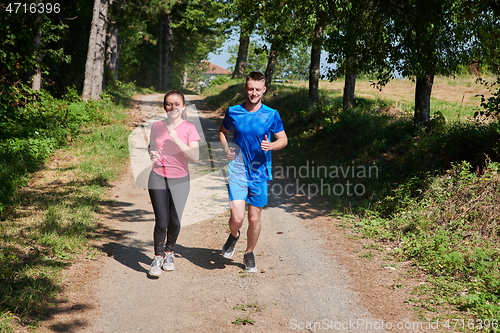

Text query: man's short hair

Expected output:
[246,71,266,84]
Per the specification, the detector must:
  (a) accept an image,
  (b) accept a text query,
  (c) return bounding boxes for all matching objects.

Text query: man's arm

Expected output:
[218,124,235,160]
[260,130,288,151]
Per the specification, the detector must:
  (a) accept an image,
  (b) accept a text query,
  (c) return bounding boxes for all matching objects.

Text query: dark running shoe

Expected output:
[221,231,240,259]
[243,252,258,273]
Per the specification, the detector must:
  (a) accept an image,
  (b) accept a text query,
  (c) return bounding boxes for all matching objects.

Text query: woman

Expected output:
[148,90,201,276]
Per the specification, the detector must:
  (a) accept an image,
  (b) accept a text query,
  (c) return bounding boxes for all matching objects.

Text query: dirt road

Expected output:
[40,94,429,332]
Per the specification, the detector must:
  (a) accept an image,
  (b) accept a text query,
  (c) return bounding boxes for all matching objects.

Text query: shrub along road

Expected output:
[39,94,433,332]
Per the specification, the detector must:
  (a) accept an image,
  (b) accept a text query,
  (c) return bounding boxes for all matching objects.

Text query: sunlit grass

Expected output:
[0,83,135,330]
[204,75,500,329]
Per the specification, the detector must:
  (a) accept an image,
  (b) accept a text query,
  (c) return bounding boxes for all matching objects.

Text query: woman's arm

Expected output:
[168,127,200,162]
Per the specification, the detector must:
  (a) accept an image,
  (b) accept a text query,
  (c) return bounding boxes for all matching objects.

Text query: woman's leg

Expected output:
[148,171,171,256]
[164,176,190,252]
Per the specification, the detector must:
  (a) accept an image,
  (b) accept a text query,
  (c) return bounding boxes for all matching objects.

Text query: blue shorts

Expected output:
[228,179,269,208]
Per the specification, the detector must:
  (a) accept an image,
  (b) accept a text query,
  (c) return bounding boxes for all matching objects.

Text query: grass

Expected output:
[2,75,498,331]
[232,302,263,326]
[205,75,500,331]
[0,83,137,331]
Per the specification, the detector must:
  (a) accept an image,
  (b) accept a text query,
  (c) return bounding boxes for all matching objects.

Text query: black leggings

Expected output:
[148,171,190,255]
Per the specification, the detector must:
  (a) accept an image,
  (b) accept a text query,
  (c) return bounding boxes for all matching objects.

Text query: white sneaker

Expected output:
[149,256,163,276]
[163,252,175,271]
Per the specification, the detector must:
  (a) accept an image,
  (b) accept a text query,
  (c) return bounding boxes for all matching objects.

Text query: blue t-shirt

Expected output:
[222,103,285,182]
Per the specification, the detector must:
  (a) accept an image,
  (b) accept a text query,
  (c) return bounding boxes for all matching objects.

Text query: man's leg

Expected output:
[228,199,246,237]
[222,199,246,258]
[245,204,263,254]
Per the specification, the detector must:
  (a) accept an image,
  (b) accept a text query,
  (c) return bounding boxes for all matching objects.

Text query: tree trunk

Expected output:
[309,22,323,104]
[106,25,120,80]
[82,0,100,100]
[83,0,109,101]
[32,10,43,91]
[159,13,173,91]
[343,73,357,110]
[92,0,108,98]
[232,29,250,79]
[343,57,357,110]
[158,16,163,89]
[414,73,434,129]
[265,42,278,88]
[183,71,188,88]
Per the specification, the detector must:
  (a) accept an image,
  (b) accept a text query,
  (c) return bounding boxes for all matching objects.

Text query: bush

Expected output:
[476,76,500,117]
[0,85,118,217]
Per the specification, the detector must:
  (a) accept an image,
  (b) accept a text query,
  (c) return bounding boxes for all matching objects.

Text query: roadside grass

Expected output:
[0,83,140,331]
[203,77,245,112]
[205,76,500,331]
[231,302,263,326]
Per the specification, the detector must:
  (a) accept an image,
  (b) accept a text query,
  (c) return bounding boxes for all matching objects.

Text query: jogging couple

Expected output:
[148,71,288,277]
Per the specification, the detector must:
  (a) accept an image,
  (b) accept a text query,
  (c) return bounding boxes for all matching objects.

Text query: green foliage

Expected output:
[204,80,245,111]
[116,0,226,89]
[0,0,93,96]
[392,162,500,322]
[0,82,131,217]
[324,0,392,81]
[203,75,232,90]
[384,0,477,78]
[227,42,269,74]
[476,76,500,117]
[205,77,500,326]
[231,318,255,325]
[227,41,310,81]
[0,311,13,333]
[0,87,130,329]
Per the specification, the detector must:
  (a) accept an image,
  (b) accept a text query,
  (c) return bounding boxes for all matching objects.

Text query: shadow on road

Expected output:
[100,241,152,274]
[175,244,243,270]
[102,199,154,222]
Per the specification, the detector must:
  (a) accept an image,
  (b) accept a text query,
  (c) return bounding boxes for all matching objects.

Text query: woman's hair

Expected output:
[163,90,187,119]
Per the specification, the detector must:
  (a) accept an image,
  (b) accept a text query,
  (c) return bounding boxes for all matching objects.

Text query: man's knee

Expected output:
[230,209,245,224]
[230,215,244,225]
[247,207,262,226]
[229,200,246,222]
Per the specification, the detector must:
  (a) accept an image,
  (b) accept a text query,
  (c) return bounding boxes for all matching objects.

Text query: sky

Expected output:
[207,38,334,72]
[207,38,237,70]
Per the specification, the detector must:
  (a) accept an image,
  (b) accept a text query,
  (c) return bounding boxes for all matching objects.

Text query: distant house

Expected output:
[201,60,231,76]
[197,61,231,88]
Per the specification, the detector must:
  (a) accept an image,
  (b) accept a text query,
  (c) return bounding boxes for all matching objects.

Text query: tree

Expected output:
[384,0,477,128]
[233,28,252,78]
[1,2,71,94]
[226,0,259,78]
[275,44,310,81]
[467,0,500,74]
[309,21,323,104]
[257,0,307,87]
[228,42,268,73]
[106,1,122,81]
[106,25,120,81]
[82,0,110,101]
[285,0,330,104]
[167,0,226,88]
[323,0,392,110]
[158,11,174,91]
[32,10,43,91]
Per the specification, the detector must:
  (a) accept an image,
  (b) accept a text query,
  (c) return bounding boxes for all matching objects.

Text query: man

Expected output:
[218,71,288,272]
